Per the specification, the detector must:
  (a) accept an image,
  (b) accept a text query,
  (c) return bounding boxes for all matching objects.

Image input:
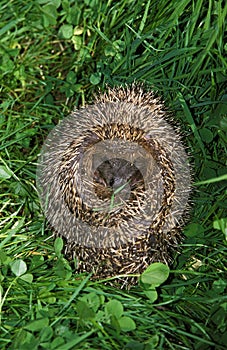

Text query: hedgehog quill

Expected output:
[37,85,191,285]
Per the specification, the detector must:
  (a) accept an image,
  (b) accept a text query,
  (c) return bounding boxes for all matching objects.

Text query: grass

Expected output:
[0,0,227,349]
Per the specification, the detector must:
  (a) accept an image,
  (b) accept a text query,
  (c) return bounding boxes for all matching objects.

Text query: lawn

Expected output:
[0,0,227,349]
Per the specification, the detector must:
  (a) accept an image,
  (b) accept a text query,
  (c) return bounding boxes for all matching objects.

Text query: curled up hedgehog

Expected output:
[37,85,191,285]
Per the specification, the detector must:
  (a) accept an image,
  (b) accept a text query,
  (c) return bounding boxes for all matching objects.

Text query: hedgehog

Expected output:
[37,85,191,285]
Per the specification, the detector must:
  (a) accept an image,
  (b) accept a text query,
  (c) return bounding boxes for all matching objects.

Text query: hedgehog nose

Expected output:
[112,178,123,189]
[112,178,130,193]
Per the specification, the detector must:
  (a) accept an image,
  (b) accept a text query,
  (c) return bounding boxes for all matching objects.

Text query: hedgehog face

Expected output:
[93,158,145,201]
